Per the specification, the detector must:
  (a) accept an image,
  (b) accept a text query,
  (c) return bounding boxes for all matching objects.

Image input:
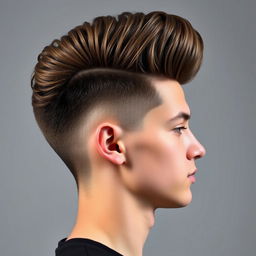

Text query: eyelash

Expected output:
[173,126,187,135]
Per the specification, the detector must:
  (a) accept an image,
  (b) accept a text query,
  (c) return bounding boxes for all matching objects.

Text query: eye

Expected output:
[173,126,187,135]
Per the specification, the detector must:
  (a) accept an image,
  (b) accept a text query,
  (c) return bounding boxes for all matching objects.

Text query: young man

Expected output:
[31,11,206,256]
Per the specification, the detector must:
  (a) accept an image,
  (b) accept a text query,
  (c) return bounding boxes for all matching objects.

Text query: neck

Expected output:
[66,168,156,256]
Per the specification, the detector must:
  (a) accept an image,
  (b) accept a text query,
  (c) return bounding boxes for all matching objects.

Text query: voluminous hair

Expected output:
[30,11,204,189]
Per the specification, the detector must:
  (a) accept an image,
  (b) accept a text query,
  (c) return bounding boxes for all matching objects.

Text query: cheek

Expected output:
[156,132,184,171]
[127,134,182,187]
[123,136,189,207]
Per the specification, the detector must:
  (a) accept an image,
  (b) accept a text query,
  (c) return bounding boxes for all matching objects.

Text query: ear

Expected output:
[95,122,126,165]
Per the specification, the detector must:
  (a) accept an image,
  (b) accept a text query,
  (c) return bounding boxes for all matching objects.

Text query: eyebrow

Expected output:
[167,111,191,123]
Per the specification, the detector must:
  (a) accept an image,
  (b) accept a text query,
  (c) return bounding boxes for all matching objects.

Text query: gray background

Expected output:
[0,0,255,255]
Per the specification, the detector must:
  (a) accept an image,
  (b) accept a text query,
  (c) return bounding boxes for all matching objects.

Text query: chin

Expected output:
[155,194,193,209]
[170,191,193,208]
[177,199,192,208]
[180,191,193,207]
[150,189,193,209]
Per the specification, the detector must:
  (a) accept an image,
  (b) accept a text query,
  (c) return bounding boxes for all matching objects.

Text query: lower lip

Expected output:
[188,175,196,183]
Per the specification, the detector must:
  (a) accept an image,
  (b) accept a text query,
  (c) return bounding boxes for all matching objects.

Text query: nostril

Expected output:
[196,148,206,159]
[116,144,121,152]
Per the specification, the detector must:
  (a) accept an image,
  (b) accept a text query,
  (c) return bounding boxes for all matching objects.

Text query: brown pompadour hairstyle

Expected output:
[30,11,204,190]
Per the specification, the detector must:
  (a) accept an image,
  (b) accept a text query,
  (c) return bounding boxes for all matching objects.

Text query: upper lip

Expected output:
[188,169,197,176]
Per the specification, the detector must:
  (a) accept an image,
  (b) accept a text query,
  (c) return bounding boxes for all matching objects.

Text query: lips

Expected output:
[188,169,197,177]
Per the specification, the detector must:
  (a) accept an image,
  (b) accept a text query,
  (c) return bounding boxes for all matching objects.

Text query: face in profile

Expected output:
[119,79,206,209]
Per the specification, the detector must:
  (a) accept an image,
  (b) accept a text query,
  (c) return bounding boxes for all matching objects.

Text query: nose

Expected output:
[187,131,206,160]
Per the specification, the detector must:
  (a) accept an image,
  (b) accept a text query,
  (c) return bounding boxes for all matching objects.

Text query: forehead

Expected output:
[152,78,190,114]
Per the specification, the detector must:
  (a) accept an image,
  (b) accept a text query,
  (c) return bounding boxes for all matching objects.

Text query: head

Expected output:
[31,11,205,208]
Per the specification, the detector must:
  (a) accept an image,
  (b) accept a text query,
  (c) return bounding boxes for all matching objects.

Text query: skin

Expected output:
[66,78,206,256]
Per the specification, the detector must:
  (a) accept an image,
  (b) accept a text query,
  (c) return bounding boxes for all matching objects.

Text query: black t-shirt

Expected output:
[55,237,124,256]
